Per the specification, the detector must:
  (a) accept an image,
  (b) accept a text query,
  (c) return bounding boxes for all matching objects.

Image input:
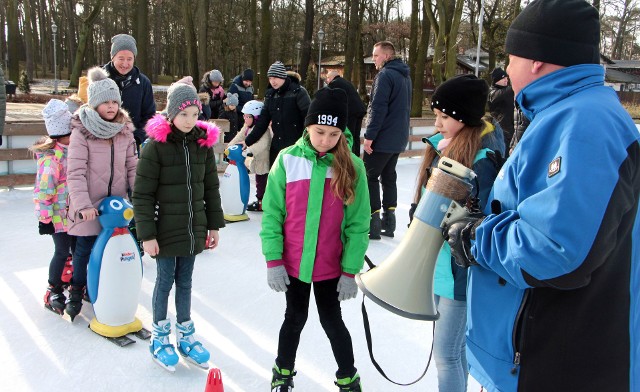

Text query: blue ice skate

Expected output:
[176,320,210,368]
[150,319,179,372]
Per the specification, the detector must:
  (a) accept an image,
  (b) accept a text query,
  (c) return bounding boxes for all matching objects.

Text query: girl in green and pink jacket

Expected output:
[262,87,370,392]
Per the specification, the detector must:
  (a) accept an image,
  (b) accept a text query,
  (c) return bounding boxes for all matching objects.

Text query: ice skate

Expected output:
[44,285,66,315]
[381,208,396,238]
[246,199,262,212]
[176,320,210,369]
[65,285,84,321]
[271,364,296,391]
[335,372,362,391]
[150,319,179,373]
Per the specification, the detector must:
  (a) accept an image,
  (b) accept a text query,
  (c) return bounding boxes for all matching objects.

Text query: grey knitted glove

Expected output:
[267,265,290,292]
[337,275,358,301]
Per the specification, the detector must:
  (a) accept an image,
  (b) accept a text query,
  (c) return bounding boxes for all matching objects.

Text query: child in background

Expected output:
[414,74,499,392]
[31,99,76,315]
[65,67,138,321]
[227,100,271,211]
[262,87,370,391]
[218,92,239,142]
[199,69,226,119]
[132,76,225,371]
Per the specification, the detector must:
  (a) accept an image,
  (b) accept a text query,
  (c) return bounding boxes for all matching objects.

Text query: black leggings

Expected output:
[48,232,75,286]
[276,276,357,379]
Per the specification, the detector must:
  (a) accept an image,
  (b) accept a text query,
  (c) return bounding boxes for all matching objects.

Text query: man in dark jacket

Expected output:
[363,41,411,239]
[326,71,366,156]
[488,67,515,154]
[243,62,311,212]
[103,34,156,147]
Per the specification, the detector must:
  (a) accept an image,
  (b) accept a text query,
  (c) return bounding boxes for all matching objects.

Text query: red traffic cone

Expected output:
[204,368,224,392]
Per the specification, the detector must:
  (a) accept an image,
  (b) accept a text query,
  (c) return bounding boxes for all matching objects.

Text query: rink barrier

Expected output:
[0,118,435,188]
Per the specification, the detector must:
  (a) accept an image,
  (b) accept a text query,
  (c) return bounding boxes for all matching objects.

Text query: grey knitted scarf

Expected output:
[78,105,125,139]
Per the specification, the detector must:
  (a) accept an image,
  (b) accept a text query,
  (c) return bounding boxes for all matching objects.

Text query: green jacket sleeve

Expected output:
[340,157,370,274]
[260,152,287,262]
[132,142,161,241]
[204,148,225,230]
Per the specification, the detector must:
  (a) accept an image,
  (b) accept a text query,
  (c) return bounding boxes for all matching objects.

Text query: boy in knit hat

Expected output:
[30,99,75,315]
[103,33,156,147]
[199,69,226,119]
[132,76,224,372]
[229,68,255,127]
[65,67,138,321]
[443,1,640,391]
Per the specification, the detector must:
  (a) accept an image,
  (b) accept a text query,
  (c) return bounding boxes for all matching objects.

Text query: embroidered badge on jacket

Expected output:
[548,157,561,177]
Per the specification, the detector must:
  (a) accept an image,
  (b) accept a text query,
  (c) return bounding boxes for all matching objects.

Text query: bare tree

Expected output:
[69,0,104,88]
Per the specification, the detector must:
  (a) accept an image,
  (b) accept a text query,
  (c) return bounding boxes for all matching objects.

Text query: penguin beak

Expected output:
[123,208,134,221]
[224,149,230,157]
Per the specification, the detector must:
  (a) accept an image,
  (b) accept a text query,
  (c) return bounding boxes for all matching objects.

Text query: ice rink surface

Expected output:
[0,157,482,391]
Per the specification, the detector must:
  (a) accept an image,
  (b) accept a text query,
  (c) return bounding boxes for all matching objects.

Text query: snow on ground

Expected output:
[0,157,482,392]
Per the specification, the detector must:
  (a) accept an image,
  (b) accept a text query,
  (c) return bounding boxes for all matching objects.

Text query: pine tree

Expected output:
[18,70,31,94]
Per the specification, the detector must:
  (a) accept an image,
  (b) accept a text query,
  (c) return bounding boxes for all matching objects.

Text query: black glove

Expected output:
[442,215,484,268]
[408,203,418,227]
[38,222,55,235]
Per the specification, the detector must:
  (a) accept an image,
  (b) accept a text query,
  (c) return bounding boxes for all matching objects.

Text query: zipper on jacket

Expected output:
[183,139,195,254]
[511,288,531,375]
[108,139,114,196]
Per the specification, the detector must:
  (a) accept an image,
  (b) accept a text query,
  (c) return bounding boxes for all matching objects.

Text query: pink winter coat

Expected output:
[67,110,138,236]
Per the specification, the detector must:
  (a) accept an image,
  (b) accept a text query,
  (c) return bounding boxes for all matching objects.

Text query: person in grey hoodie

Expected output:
[363,41,411,240]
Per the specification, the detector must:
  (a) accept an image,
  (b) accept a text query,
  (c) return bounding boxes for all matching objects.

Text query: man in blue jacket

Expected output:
[363,41,411,239]
[445,1,640,391]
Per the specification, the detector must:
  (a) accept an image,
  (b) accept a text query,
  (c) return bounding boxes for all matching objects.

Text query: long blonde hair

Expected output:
[28,136,57,155]
[329,133,357,205]
[414,123,485,203]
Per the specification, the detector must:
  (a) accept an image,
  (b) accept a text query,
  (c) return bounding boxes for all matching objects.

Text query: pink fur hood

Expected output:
[144,114,220,147]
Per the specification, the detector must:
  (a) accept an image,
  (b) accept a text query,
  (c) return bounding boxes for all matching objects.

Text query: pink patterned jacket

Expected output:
[33,142,69,233]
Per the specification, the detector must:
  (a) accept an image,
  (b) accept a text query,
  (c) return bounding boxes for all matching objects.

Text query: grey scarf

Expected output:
[78,105,125,139]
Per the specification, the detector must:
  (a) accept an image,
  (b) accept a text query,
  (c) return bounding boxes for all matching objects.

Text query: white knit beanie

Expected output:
[42,99,72,138]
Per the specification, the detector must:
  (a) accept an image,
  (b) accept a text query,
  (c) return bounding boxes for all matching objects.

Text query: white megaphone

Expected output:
[356,157,474,320]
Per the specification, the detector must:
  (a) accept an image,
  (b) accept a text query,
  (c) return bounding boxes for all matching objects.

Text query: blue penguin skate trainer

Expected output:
[176,320,210,368]
[150,319,179,372]
[220,144,250,222]
[87,196,145,340]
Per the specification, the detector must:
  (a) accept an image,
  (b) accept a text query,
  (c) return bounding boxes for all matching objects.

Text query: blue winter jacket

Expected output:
[228,75,254,113]
[364,58,412,153]
[468,64,640,391]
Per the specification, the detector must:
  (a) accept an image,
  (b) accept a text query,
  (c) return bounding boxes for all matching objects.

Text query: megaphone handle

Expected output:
[361,297,433,386]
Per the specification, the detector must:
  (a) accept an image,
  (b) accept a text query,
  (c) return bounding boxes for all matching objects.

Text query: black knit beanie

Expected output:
[430,74,488,127]
[242,68,254,81]
[491,68,508,84]
[505,0,600,67]
[304,87,348,132]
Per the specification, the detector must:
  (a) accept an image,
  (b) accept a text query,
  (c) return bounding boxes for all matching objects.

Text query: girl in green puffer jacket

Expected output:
[132,76,224,372]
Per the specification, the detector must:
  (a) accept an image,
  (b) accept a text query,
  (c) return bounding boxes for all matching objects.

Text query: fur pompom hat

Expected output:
[86,67,122,109]
[165,76,202,121]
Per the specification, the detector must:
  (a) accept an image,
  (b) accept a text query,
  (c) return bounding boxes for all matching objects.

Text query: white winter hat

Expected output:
[42,99,72,138]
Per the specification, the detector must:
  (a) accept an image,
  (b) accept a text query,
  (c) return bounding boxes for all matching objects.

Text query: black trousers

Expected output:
[276,276,357,379]
[363,151,399,212]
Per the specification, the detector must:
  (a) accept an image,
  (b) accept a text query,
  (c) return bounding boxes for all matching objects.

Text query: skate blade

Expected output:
[182,354,210,369]
[44,304,64,315]
[152,357,176,373]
